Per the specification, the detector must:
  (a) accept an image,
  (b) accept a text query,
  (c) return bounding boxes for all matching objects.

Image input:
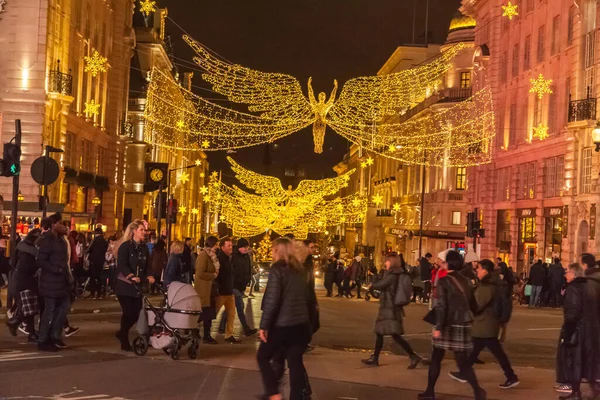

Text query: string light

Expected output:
[84,50,108,77]
[139,0,156,16]
[502,1,519,20]
[84,100,100,117]
[529,74,553,99]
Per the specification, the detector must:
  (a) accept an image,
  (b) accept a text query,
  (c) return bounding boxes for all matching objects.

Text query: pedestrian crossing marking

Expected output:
[0,349,62,362]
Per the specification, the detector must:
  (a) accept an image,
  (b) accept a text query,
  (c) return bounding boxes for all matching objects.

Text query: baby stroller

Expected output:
[132,282,202,360]
[364,287,381,301]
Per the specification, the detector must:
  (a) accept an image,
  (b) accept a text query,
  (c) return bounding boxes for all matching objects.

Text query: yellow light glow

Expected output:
[201,140,210,149]
[392,203,401,212]
[176,120,185,129]
[84,100,101,118]
[372,194,383,206]
[388,145,396,152]
[180,171,190,184]
[529,74,553,99]
[191,208,199,215]
[360,161,368,168]
[199,186,209,194]
[366,157,374,166]
[200,172,206,178]
[195,159,202,166]
[502,1,519,20]
[84,50,108,77]
[139,0,156,16]
[178,206,187,214]
[532,124,549,140]
[21,69,29,91]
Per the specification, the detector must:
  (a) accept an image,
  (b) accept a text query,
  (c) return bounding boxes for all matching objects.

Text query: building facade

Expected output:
[462,0,600,273]
[0,0,134,234]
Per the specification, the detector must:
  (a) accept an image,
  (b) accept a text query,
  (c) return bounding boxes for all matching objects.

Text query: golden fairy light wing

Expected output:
[227,157,286,197]
[293,169,355,199]
[328,43,469,124]
[184,35,315,122]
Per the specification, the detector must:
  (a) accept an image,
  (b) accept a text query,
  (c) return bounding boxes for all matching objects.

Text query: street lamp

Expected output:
[17,191,24,202]
[593,121,600,152]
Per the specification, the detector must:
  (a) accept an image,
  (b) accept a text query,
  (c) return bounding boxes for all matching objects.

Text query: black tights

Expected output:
[425,348,481,395]
[374,334,415,358]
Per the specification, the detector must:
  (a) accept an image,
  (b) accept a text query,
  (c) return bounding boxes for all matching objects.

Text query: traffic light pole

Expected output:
[9,120,22,270]
[165,164,196,251]
[41,146,49,219]
[156,184,164,240]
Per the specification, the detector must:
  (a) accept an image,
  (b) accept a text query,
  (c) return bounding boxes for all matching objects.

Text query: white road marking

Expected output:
[527,328,561,331]
[0,349,62,362]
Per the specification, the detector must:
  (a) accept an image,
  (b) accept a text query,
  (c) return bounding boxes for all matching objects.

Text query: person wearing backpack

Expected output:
[361,252,428,369]
[449,259,519,390]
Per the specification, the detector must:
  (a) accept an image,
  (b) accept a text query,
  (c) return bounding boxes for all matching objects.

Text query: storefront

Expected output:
[496,210,511,261]
[543,206,563,263]
[517,208,536,274]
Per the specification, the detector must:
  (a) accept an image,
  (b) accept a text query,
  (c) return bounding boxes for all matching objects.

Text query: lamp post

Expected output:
[592,121,600,152]
[92,195,101,229]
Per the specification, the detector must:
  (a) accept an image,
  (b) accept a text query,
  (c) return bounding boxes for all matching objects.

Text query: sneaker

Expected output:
[18,323,30,335]
[53,339,68,349]
[305,344,316,353]
[64,326,80,337]
[245,328,258,336]
[6,309,13,319]
[203,336,218,345]
[555,384,572,393]
[38,342,59,352]
[27,332,38,343]
[448,371,467,384]
[225,336,242,344]
[499,377,520,389]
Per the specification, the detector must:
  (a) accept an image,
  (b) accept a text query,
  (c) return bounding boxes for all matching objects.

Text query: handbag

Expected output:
[524,284,532,296]
[423,309,436,325]
[560,326,579,347]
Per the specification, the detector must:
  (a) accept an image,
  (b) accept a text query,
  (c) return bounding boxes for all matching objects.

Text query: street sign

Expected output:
[31,156,60,185]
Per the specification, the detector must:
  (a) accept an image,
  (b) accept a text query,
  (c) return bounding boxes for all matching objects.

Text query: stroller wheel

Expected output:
[132,336,148,356]
[365,293,370,301]
[188,341,198,359]
[170,338,180,360]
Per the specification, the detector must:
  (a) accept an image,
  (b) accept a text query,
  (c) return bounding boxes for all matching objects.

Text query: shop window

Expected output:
[460,72,471,88]
[451,211,461,225]
[581,148,593,194]
[456,167,466,190]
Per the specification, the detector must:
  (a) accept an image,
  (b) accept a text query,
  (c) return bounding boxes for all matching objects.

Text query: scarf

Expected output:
[205,247,220,272]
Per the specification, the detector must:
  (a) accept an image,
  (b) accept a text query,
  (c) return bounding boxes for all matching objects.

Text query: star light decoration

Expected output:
[392,203,401,212]
[502,1,519,20]
[84,50,108,77]
[199,186,209,195]
[84,100,101,118]
[179,171,190,184]
[178,206,187,214]
[533,124,549,140]
[191,208,199,215]
[529,74,553,99]
[372,194,383,206]
[195,159,202,166]
[139,0,156,16]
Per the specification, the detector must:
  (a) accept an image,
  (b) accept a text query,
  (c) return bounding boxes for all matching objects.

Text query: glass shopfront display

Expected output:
[544,207,563,263]
[517,208,536,274]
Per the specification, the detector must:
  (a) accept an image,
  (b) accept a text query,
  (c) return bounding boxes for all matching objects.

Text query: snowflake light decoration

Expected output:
[180,171,190,184]
[84,100,100,118]
[191,208,199,215]
[84,50,108,77]
[372,193,383,206]
[388,144,396,152]
[533,124,549,140]
[202,140,210,149]
[200,172,205,178]
[178,206,187,214]
[392,203,401,212]
[502,1,519,20]
[176,120,185,129]
[199,186,209,194]
[529,74,553,99]
[360,161,368,168]
[195,159,202,166]
[366,157,374,166]
[139,0,156,16]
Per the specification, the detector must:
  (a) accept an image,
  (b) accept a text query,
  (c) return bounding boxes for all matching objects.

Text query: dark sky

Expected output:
[164,0,462,183]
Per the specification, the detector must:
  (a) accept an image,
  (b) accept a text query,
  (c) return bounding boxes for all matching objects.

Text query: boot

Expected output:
[417,392,435,400]
[6,320,18,337]
[474,388,487,400]
[408,354,422,369]
[558,392,582,400]
[361,354,379,366]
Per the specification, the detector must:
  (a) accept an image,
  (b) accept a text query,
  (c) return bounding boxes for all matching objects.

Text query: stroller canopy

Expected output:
[167,282,202,311]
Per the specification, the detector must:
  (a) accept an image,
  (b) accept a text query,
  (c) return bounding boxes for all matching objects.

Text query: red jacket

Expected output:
[432,268,448,298]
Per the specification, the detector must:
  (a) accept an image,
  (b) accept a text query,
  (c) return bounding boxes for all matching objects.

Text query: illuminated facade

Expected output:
[462,0,600,272]
[0,0,134,234]
[125,9,207,242]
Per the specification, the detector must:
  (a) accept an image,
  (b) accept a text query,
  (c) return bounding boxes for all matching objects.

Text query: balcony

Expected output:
[48,63,73,97]
[442,87,473,101]
[376,209,394,217]
[568,96,597,122]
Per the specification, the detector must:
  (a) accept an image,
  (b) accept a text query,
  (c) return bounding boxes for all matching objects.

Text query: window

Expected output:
[456,167,466,190]
[500,51,508,83]
[524,35,531,70]
[526,0,533,12]
[582,148,593,194]
[97,147,106,176]
[537,25,545,63]
[544,156,565,197]
[551,16,560,55]
[518,162,537,199]
[496,108,505,149]
[460,72,471,88]
[509,103,517,146]
[451,211,461,226]
[65,132,76,168]
[512,44,519,77]
[548,85,557,134]
[80,139,93,172]
[568,6,575,46]
[533,95,542,127]
[522,96,529,143]
[585,31,596,69]
[497,167,511,201]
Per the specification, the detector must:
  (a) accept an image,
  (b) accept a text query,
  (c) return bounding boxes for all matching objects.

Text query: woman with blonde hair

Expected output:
[114,220,154,351]
[257,237,314,400]
[163,240,184,288]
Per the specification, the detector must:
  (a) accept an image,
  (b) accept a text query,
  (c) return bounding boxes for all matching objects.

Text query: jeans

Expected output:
[214,294,236,338]
[529,285,542,307]
[423,281,432,303]
[39,296,71,344]
[249,273,260,295]
[467,337,516,380]
[219,289,252,333]
[117,295,143,347]
[355,280,363,297]
[257,324,310,399]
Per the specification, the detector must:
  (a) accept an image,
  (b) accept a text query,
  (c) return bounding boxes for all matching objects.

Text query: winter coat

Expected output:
[36,231,70,299]
[216,251,234,295]
[114,240,149,298]
[232,249,252,292]
[420,257,432,281]
[371,268,405,336]
[350,259,364,282]
[471,272,504,338]
[304,256,315,289]
[163,254,184,287]
[194,249,217,307]
[580,268,600,382]
[149,249,168,278]
[181,244,192,274]
[14,239,39,293]
[529,263,546,286]
[557,276,586,385]
[260,260,310,330]
[549,263,565,288]
[433,271,474,330]
[411,265,425,289]
[87,235,109,273]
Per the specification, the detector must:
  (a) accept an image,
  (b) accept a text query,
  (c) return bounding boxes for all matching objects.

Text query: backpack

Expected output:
[493,282,513,324]
[394,272,413,307]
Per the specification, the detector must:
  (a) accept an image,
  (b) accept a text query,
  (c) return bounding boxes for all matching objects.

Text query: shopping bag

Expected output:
[136,302,149,335]
[524,284,532,297]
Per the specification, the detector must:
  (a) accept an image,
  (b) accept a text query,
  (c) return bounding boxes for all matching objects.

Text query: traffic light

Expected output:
[1,143,21,177]
[466,210,482,238]
[167,198,177,224]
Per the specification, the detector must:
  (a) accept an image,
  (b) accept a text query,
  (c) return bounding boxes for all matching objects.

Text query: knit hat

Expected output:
[464,252,479,264]
[237,237,249,248]
[437,249,452,262]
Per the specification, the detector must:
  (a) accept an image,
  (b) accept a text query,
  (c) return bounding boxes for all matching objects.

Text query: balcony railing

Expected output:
[443,87,473,101]
[120,119,134,138]
[376,209,394,217]
[568,95,597,122]
[48,61,73,96]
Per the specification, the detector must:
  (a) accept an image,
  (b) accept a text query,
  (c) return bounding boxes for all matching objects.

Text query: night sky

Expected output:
[163,0,462,182]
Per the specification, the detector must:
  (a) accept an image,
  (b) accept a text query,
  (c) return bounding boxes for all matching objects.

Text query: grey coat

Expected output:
[371,268,405,336]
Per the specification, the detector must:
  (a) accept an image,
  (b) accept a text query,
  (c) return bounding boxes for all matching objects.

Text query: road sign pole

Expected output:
[10,120,22,270]
[42,146,48,219]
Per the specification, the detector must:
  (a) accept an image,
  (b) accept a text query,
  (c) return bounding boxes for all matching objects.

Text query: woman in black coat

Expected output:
[557,262,587,400]
[361,252,427,369]
[114,221,154,351]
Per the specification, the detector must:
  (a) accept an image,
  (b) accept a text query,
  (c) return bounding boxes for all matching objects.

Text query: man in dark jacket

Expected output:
[548,257,565,308]
[350,254,365,299]
[449,259,519,389]
[37,217,71,351]
[420,253,433,303]
[182,237,193,283]
[303,239,316,290]
[324,253,338,297]
[528,259,545,308]
[219,238,257,337]
[215,237,240,343]
[87,227,108,298]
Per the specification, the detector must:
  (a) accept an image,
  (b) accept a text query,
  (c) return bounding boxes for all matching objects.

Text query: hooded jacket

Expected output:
[471,272,504,338]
